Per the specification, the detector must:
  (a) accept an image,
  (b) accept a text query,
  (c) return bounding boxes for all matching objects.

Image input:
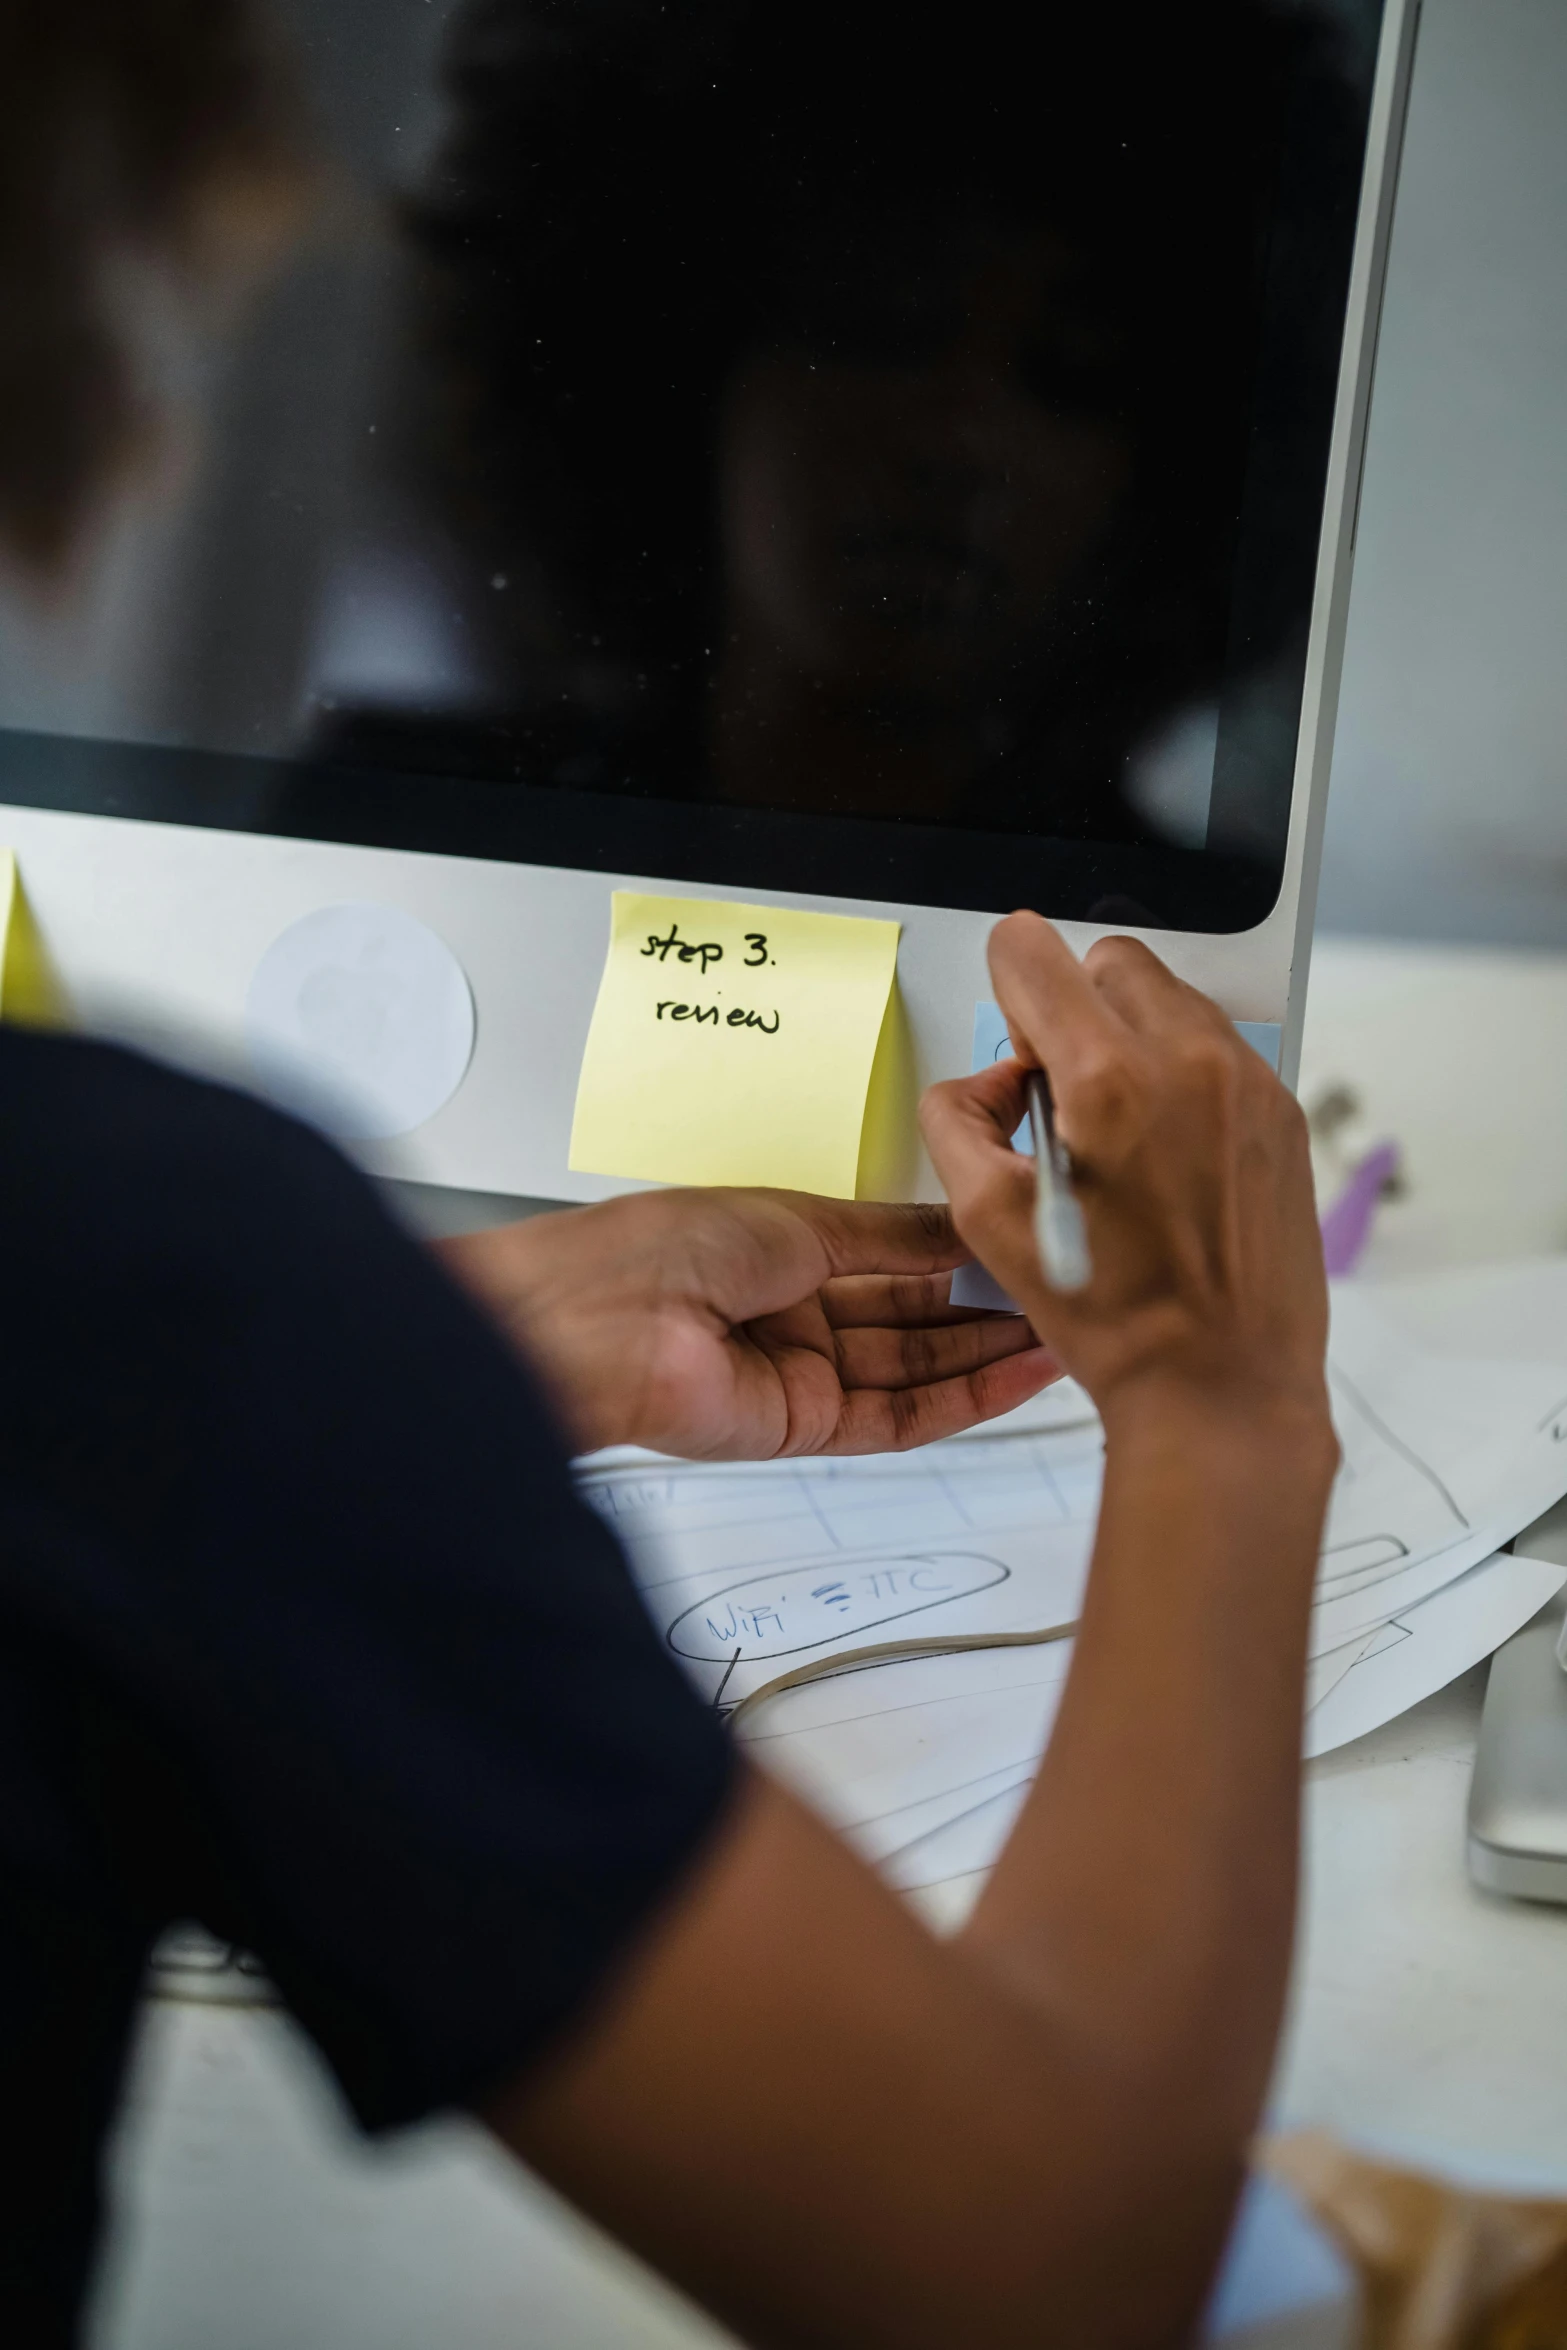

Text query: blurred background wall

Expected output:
[1317,0,1567,945]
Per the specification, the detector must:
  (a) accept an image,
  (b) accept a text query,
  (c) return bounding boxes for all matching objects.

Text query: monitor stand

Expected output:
[1468,1499,1567,1902]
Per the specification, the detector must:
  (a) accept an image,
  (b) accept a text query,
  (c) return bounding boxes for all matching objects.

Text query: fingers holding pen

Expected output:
[925,915,1218,1344]
[919,1059,1045,1314]
[989,919,1242,1181]
[923,908,1332,1422]
[986,911,1125,1078]
[986,916,1158,1176]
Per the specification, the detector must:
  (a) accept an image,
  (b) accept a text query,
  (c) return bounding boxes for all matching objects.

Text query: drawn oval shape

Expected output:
[668,1551,1010,1663]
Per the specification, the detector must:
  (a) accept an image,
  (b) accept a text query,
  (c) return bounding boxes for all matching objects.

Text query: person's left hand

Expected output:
[435,1188,1058,1459]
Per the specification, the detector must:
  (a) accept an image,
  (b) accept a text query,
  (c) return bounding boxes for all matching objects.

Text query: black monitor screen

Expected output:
[0,0,1385,932]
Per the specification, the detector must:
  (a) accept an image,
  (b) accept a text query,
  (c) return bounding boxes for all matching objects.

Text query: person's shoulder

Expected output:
[0,1027,370,1250]
[0,1024,326,1166]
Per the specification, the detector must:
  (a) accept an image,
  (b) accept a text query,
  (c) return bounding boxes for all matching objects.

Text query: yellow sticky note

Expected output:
[0,851,67,1027]
[570,892,901,1196]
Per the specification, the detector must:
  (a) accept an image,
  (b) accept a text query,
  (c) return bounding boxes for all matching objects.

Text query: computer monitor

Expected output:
[0,0,1417,1205]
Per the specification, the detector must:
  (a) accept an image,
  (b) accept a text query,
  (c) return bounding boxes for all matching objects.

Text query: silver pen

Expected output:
[1025,1068,1092,1293]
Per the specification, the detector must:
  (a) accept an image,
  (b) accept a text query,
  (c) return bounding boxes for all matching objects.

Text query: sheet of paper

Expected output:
[756,1559,1563,1890]
[584,1273,1567,1895]
[1304,1548,1566,1758]
[737,1643,1074,1868]
[756,1553,1567,1890]
[889,1557,1567,1888]
[586,1428,1102,1714]
[0,850,65,1025]
[879,1767,1034,1891]
[590,1289,1567,1693]
[1312,1285,1567,1650]
[1305,1627,1386,1712]
[782,1556,1567,1893]
[569,891,900,1195]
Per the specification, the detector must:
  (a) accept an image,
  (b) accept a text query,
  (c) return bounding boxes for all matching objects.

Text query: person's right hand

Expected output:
[919,911,1331,1434]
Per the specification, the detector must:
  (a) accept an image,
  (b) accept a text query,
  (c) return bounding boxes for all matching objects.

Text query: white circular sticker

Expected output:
[245,903,476,1142]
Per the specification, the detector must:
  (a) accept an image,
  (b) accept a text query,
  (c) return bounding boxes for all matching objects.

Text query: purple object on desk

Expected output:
[1319,1141,1401,1277]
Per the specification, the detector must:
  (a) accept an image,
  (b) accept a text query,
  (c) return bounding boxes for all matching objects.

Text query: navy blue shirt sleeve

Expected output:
[0,1030,735,2255]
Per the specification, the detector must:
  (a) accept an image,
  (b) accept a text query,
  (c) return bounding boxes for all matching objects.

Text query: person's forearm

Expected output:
[486,921,1342,2350]
[959,1386,1336,2315]
[492,1395,1336,2350]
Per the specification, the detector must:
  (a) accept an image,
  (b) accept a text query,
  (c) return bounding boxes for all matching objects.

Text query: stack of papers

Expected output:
[580,1264,1567,1899]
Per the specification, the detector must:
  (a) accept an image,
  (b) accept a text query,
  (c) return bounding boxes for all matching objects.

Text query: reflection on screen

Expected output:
[0,0,1381,903]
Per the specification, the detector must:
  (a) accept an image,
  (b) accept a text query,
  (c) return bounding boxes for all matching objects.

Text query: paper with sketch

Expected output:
[581,1281,1567,1892]
[1304,1549,1566,1759]
[586,1287,1567,1705]
[587,1424,1102,1715]
[739,1642,1075,1871]
[763,1550,1567,1893]
[1315,1287,1567,1649]
[880,1569,1567,1899]
[568,890,900,1195]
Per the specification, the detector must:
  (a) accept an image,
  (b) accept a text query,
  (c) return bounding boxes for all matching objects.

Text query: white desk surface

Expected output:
[89,936,1567,2349]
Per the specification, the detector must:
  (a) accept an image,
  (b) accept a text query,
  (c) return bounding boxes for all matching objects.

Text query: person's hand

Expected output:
[435,1190,1058,1459]
[920,912,1331,1436]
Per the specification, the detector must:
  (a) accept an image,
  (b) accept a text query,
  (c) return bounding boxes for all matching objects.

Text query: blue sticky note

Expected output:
[970,997,1012,1070]
[1235,1020,1282,1070]
[969,1000,1033,1150]
[949,1004,1030,1309]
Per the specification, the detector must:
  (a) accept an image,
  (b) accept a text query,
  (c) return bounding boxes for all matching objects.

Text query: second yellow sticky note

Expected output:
[570,892,901,1196]
[0,850,66,1027]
